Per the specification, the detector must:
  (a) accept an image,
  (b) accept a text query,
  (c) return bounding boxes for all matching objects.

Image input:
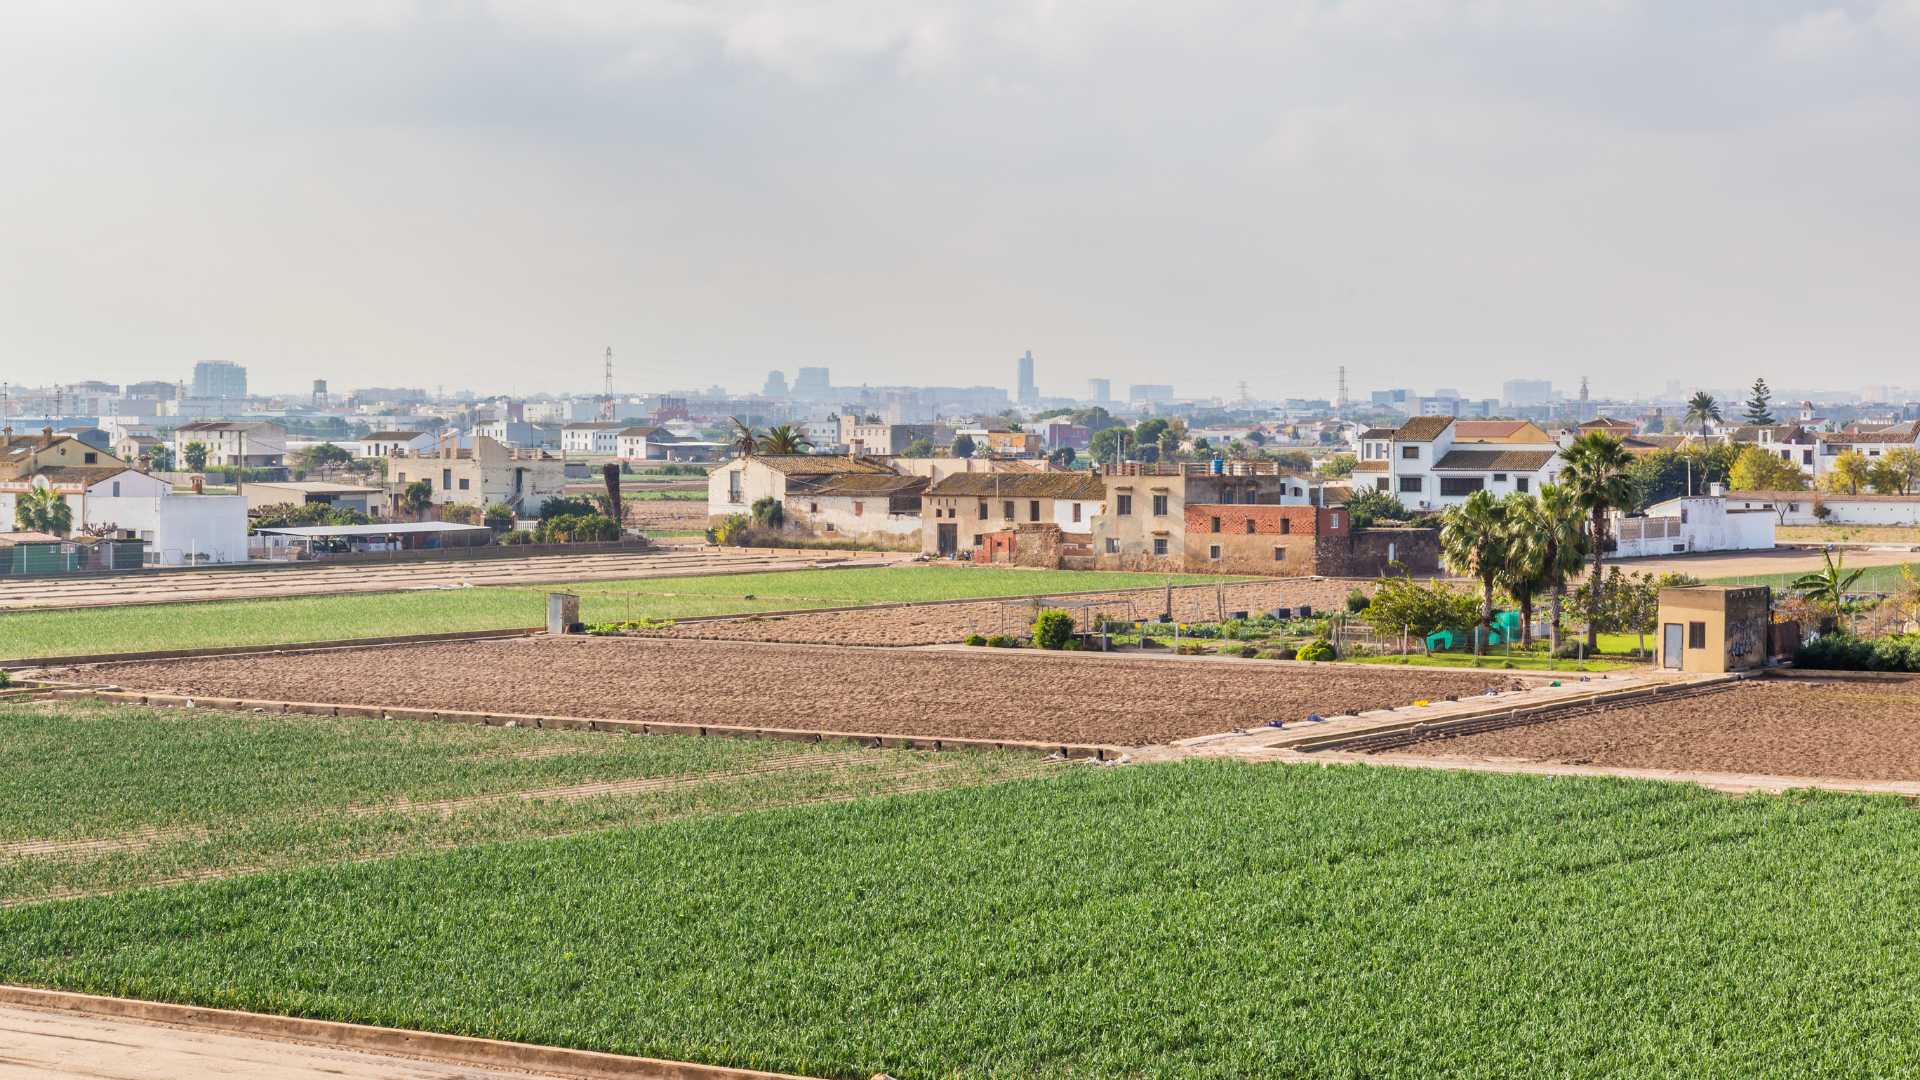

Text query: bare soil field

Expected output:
[77,637,1508,747]
[619,499,708,532]
[1387,677,1920,781]
[638,578,1366,647]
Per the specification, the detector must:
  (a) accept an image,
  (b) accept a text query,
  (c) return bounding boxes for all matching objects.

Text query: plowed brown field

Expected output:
[80,637,1509,747]
[1387,677,1920,780]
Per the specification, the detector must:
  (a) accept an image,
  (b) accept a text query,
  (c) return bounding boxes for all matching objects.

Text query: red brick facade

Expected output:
[1181,504,1347,538]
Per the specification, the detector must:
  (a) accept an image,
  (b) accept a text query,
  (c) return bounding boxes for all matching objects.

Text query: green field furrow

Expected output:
[4,760,1919,1078]
[0,565,1228,659]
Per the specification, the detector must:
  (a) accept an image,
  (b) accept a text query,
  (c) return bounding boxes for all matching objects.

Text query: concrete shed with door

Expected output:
[1656,585,1771,673]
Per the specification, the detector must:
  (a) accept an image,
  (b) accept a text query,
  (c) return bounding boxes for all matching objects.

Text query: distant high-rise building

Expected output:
[763,370,790,397]
[1087,378,1111,404]
[1129,384,1174,404]
[125,380,178,402]
[793,367,832,399]
[1502,378,1552,407]
[311,379,329,407]
[1016,351,1038,406]
[191,361,247,400]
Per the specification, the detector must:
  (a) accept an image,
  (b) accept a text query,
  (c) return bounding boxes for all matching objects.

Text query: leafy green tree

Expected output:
[758,424,810,454]
[298,442,354,476]
[483,503,516,531]
[750,495,785,530]
[1341,488,1407,528]
[1439,490,1509,656]
[1133,418,1169,452]
[15,486,72,536]
[1316,454,1357,479]
[903,439,934,459]
[1031,609,1075,650]
[1560,432,1636,651]
[1048,446,1077,467]
[1823,451,1872,495]
[1088,428,1128,463]
[1743,378,1775,425]
[142,444,175,472]
[1870,447,1920,494]
[951,433,977,458]
[1684,392,1722,437]
[1365,573,1479,641]
[182,441,209,471]
[1728,444,1807,492]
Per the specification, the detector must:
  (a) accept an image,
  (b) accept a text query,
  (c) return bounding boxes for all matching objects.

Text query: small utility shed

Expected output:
[1657,585,1771,673]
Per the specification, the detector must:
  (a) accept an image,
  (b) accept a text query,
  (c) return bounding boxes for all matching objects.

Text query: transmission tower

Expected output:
[598,346,615,421]
[1236,380,1250,405]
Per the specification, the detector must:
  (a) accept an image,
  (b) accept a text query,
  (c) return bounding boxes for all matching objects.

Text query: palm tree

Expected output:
[727,416,760,458]
[1497,493,1547,648]
[759,424,811,455]
[402,479,433,522]
[1438,489,1509,656]
[1684,391,1722,437]
[1532,483,1591,656]
[1791,548,1865,624]
[1560,432,1636,651]
[15,485,72,536]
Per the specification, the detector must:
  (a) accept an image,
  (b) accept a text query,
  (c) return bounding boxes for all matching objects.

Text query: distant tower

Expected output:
[1579,376,1590,421]
[1336,366,1349,414]
[599,347,616,422]
[1016,350,1038,406]
[1237,380,1250,405]
[311,379,329,408]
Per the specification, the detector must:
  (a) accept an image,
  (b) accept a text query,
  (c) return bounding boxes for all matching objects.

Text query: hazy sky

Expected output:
[4,1,1919,400]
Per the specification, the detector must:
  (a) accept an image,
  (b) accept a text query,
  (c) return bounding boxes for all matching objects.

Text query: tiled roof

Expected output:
[1352,460,1389,473]
[1359,428,1395,440]
[1455,420,1530,439]
[1393,416,1454,441]
[801,474,930,496]
[0,530,69,546]
[30,465,139,486]
[363,430,430,441]
[175,421,276,432]
[1431,449,1558,472]
[752,454,896,477]
[1727,425,1809,443]
[1817,431,1916,445]
[927,473,1108,499]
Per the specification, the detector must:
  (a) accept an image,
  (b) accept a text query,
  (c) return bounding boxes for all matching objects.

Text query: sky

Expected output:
[3,1,1919,401]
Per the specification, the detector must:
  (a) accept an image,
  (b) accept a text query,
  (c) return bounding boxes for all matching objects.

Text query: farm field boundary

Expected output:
[0,985,825,1080]
[1297,747,1920,799]
[39,688,1131,760]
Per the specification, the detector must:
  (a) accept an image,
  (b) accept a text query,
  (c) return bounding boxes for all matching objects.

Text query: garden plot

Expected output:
[624,578,1366,647]
[1384,677,1920,781]
[74,636,1512,748]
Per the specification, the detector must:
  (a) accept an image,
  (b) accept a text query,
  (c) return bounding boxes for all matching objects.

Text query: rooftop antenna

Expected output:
[599,346,616,422]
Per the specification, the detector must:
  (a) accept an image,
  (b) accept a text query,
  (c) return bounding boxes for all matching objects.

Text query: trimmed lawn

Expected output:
[0,565,1232,659]
[5,762,1920,1077]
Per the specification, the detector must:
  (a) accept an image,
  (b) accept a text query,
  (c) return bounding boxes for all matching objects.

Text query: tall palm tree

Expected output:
[1496,493,1547,648]
[758,424,811,455]
[1684,391,1722,437]
[727,416,760,458]
[1438,489,1509,657]
[1531,483,1591,656]
[1560,432,1636,651]
[16,485,73,536]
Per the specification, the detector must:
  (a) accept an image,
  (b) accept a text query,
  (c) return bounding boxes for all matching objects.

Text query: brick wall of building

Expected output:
[1311,527,1440,577]
[1183,504,1346,576]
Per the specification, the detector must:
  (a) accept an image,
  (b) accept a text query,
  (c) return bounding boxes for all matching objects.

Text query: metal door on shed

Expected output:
[1662,623,1683,669]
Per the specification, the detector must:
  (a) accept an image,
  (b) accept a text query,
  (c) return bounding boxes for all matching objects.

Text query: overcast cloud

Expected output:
[3,1,1918,399]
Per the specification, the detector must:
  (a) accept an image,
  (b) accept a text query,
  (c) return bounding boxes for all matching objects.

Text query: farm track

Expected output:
[0,549,906,611]
[1,756,1060,907]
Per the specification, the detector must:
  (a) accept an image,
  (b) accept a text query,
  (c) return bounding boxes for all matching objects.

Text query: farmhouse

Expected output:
[242,481,384,515]
[921,472,1106,558]
[708,455,896,523]
[786,474,927,548]
[171,421,287,468]
[387,437,568,514]
[1091,462,1316,570]
[357,430,440,458]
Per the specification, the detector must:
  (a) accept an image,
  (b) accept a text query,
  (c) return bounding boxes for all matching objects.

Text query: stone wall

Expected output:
[1312,527,1440,578]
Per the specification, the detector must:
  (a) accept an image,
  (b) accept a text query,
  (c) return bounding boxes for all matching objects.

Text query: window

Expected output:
[1375,477,1390,491]
[1401,445,1421,459]
[1803,450,1814,465]
[728,474,742,502]
[1331,512,1342,530]
[1002,500,1014,519]
[1689,621,1707,649]
[1209,544,1221,560]
[1105,538,1119,554]
[1492,473,1507,483]
[1029,500,1041,522]
[1274,546,1286,562]
[1680,508,1689,524]
[810,502,819,513]
[978,501,988,518]
[1244,519,1256,535]
[458,478,470,490]
[1071,502,1082,523]
[853,501,864,517]
[1210,516,1222,534]
[1516,477,1530,493]
[1117,494,1132,515]
[1280,517,1291,535]
[397,472,407,483]
[1152,537,1169,556]
[442,468,452,488]
[1398,477,1423,494]
[84,452,98,464]
[973,534,983,546]
[1152,494,1169,516]
[1439,476,1484,497]
[111,481,120,496]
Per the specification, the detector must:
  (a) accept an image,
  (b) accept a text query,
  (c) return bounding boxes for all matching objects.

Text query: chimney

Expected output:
[1708,482,1725,498]
[42,425,55,448]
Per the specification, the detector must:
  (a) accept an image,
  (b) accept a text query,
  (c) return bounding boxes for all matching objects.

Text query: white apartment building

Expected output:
[562,422,624,455]
[171,421,287,468]
[1351,418,1563,511]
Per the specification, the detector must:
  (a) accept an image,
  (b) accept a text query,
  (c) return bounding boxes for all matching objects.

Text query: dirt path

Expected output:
[79,636,1511,747]
[1605,546,1918,581]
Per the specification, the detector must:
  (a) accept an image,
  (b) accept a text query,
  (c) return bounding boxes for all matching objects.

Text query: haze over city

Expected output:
[7,0,1920,397]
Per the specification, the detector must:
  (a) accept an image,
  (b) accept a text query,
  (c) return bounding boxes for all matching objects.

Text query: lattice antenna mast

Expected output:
[599,347,615,421]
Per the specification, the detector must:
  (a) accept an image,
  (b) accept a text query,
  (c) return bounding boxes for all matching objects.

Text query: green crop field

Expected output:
[0,701,1041,905]
[1709,560,1920,593]
[4,760,1918,1077]
[0,565,1229,659]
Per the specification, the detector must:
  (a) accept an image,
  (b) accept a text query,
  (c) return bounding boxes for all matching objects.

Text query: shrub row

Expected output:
[1796,633,1920,673]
